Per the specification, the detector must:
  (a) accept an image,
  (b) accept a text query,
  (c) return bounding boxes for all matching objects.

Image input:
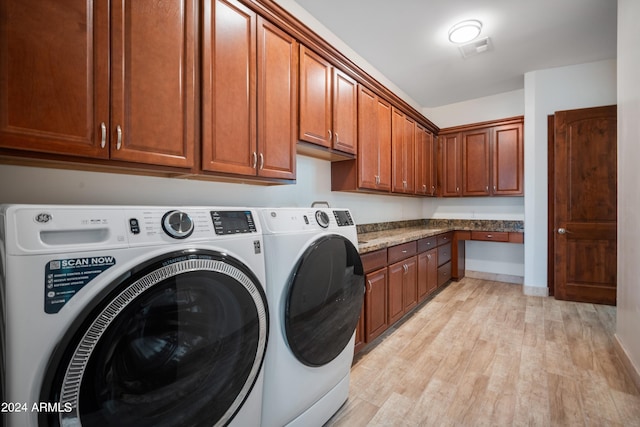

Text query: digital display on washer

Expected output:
[333,210,354,226]
[210,211,257,234]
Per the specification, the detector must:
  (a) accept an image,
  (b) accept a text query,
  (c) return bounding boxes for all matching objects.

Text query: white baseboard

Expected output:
[613,334,640,393]
[464,270,524,285]
[522,285,549,297]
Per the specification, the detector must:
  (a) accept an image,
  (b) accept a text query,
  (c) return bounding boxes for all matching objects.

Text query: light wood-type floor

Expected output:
[326,278,640,426]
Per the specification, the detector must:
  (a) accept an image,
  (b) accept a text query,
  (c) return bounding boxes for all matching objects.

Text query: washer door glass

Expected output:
[285,235,364,367]
[48,251,268,427]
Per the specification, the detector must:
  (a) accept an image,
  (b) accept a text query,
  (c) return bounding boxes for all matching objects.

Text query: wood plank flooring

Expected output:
[326,278,640,426]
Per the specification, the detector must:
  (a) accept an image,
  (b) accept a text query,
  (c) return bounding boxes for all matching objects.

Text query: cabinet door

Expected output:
[332,69,357,154]
[492,122,524,195]
[391,108,415,193]
[402,256,418,312]
[387,261,405,324]
[439,133,462,196]
[357,86,379,189]
[376,97,393,191]
[298,46,331,148]
[354,304,365,353]
[202,0,257,175]
[110,0,196,168]
[462,128,490,196]
[256,17,297,180]
[418,248,437,300]
[415,124,436,196]
[365,267,388,342]
[0,0,109,158]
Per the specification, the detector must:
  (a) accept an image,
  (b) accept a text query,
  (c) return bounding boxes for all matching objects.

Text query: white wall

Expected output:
[616,0,640,380]
[0,156,426,226]
[523,59,617,295]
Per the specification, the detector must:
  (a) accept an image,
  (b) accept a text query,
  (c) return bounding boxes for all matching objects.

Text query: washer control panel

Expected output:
[210,210,257,235]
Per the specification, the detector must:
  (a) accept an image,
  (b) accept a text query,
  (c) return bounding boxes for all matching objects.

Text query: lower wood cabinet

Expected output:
[365,267,389,342]
[418,248,438,300]
[388,256,417,324]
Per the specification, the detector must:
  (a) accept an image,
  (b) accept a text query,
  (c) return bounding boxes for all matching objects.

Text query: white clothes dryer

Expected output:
[258,207,364,427]
[0,205,268,427]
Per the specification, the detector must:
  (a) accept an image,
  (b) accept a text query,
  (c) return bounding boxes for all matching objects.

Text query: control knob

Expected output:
[315,210,330,228]
[162,210,194,239]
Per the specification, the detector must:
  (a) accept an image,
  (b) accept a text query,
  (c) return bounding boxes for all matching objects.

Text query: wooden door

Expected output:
[387,261,405,324]
[553,105,617,305]
[202,0,257,175]
[418,248,437,301]
[402,256,418,312]
[439,133,462,196]
[493,122,524,195]
[0,0,109,158]
[365,267,388,342]
[332,68,357,154]
[298,45,331,148]
[110,0,196,168]
[256,17,297,180]
[462,128,490,196]
[415,125,436,196]
[356,86,379,189]
[376,97,392,191]
[391,109,414,193]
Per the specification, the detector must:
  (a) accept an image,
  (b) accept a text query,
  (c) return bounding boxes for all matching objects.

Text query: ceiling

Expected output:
[293,0,617,108]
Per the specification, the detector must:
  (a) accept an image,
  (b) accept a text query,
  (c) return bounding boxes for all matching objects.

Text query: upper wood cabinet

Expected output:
[415,124,436,196]
[331,85,391,192]
[391,108,415,194]
[0,0,196,169]
[438,116,524,197]
[439,132,463,196]
[298,46,357,155]
[202,0,297,180]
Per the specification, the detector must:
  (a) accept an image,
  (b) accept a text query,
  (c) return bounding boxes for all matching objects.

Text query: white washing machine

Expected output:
[258,207,364,427]
[0,205,268,427]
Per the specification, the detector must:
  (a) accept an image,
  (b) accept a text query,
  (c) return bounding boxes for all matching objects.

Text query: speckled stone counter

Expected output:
[357,219,524,253]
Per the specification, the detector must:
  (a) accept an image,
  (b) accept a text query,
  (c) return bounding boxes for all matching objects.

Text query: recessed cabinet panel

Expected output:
[202,0,257,175]
[493,123,524,195]
[0,0,109,158]
[298,46,332,148]
[462,129,490,196]
[111,0,196,167]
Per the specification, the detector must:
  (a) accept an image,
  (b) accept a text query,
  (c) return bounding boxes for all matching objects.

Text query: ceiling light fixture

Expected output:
[448,20,482,44]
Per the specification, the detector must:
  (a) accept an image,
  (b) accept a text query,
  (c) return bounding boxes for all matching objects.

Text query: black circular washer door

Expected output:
[285,235,364,367]
[48,250,268,427]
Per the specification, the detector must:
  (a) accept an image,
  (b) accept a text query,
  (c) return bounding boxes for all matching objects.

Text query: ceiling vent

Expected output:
[459,37,492,59]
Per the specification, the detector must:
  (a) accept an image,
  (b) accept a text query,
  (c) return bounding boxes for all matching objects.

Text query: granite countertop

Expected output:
[357,219,524,254]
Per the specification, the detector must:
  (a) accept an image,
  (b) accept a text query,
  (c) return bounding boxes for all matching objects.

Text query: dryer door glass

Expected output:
[46,251,268,427]
[285,235,364,366]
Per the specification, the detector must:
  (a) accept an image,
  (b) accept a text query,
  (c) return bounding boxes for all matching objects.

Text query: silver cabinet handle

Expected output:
[486,234,493,238]
[486,186,489,192]
[456,187,460,193]
[100,122,107,148]
[494,185,497,192]
[116,125,122,150]
[335,132,338,142]
[431,185,435,195]
[558,228,569,234]
[367,280,372,293]
[252,152,257,168]
[259,153,264,170]
[328,130,332,140]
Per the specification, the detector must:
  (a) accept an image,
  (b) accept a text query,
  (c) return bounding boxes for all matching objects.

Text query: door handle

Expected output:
[558,228,570,234]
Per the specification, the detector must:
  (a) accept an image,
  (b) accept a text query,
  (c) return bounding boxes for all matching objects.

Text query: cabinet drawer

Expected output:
[437,261,452,287]
[437,232,453,246]
[470,231,509,242]
[418,236,437,252]
[437,242,451,266]
[388,241,417,264]
[361,249,387,273]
